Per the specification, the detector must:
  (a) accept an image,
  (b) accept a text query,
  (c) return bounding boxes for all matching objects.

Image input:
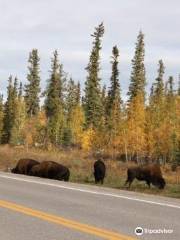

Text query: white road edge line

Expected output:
[0,173,180,209]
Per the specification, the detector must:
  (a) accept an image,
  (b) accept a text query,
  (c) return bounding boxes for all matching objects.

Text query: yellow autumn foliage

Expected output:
[81,127,95,151]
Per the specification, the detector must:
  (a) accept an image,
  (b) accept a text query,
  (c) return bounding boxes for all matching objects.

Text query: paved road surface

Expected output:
[0,172,179,240]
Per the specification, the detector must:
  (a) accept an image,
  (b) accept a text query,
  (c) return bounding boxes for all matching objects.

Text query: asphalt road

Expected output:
[0,172,179,240]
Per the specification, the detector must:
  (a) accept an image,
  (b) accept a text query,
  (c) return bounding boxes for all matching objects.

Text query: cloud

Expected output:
[0,0,179,99]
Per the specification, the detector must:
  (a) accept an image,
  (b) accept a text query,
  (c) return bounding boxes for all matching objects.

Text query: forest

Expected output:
[0,22,179,168]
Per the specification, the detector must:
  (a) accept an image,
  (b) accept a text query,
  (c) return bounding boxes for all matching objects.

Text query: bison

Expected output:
[29,161,70,182]
[94,159,106,184]
[124,164,166,189]
[11,158,40,175]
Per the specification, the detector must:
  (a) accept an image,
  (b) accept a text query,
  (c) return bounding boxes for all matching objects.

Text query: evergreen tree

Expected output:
[66,78,80,119]
[127,31,146,161]
[148,60,166,160]
[165,76,178,162]
[24,49,41,116]
[105,46,122,154]
[18,82,23,98]
[44,50,66,144]
[173,141,180,166]
[76,81,81,105]
[167,76,174,97]
[178,74,180,96]
[47,108,65,145]
[0,95,4,143]
[45,50,65,118]
[149,84,154,105]
[154,60,165,101]
[13,77,18,98]
[84,22,104,128]
[128,31,146,103]
[107,45,121,116]
[101,84,107,117]
[151,60,165,127]
[2,76,16,143]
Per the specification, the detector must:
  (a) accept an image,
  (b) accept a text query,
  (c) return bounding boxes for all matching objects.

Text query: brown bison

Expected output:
[29,161,70,181]
[94,159,106,184]
[11,158,40,175]
[125,164,166,189]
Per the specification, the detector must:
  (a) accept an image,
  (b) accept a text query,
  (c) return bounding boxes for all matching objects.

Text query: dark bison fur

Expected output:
[94,159,106,184]
[11,159,40,175]
[29,161,70,181]
[125,164,166,189]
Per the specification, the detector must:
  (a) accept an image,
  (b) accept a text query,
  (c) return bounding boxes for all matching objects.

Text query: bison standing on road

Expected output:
[94,159,106,184]
[29,161,70,181]
[124,164,166,189]
[11,158,40,175]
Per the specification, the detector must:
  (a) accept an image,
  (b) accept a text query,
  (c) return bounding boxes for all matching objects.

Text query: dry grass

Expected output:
[0,145,179,198]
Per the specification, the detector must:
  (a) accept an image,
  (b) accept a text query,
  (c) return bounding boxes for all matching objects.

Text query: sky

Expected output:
[0,0,180,99]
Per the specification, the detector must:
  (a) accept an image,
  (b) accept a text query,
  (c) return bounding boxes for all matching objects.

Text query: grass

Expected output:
[0,145,179,199]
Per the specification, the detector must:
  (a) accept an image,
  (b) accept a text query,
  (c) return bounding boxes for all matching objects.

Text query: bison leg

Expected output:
[124,169,135,188]
[128,179,134,188]
[63,170,70,182]
[124,179,129,186]
[146,180,151,188]
[24,167,28,175]
[124,178,134,188]
[11,168,17,174]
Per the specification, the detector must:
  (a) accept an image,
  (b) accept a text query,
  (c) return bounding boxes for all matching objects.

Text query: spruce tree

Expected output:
[127,31,146,161]
[174,142,180,166]
[24,49,41,117]
[0,95,4,143]
[107,45,121,116]
[167,76,174,97]
[178,74,180,96]
[165,76,177,162]
[149,60,166,160]
[154,60,165,101]
[13,77,18,98]
[149,84,154,104]
[152,60,165,126]
[66,78,79,118]
[84,22,104,128]
[101,84,107,116]
[76,81,81,105]
[128,31,146,103]
[18,82,23,98]
[45,50,65,118]
[106,45,122,155]
[2,76,16,143]
[44,50,66,144]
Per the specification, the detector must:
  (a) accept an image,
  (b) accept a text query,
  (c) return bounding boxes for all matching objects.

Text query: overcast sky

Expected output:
[0,0,179,99]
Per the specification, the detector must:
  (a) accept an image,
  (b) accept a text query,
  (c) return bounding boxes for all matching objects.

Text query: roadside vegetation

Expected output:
[0,145,179,199]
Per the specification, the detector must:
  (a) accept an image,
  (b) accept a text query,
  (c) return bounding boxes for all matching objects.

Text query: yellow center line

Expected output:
[0,200,136,240]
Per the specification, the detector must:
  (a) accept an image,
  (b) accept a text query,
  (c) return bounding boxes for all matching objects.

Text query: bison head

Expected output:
[157,177,166,189]
[152,176,166,189]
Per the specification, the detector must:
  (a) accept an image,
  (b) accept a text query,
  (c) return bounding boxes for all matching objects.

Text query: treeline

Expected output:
[0,23,180,165]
